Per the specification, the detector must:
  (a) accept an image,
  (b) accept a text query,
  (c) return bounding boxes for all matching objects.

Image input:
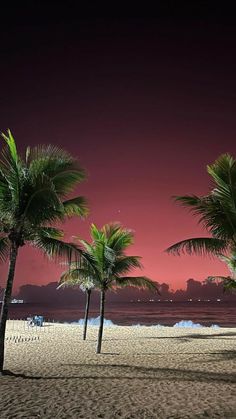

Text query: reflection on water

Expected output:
[3,301,236,327]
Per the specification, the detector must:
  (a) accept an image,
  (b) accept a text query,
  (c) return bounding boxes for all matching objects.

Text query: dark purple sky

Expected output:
[0,6,236,291]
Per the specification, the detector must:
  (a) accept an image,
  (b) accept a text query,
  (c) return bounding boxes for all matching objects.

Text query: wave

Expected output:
[71,317,115,326]
[68,318,220,328]
[173,320,220,328]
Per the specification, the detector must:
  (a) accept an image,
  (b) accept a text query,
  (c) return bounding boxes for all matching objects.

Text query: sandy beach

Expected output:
[0,321,236,419]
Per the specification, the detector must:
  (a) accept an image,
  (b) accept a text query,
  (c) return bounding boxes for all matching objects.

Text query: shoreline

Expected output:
[6,317,236,328]
[5,300,236,329]
[1,321,236,418]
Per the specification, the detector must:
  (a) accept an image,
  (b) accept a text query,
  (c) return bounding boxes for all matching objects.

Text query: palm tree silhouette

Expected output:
[0,130,88,373]
[66,223,159,353]
[58,261,96,340]
[166,154,236,261]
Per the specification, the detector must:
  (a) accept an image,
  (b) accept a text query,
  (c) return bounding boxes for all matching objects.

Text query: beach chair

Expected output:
[33,315,44,327]
[27,316,34,327]
[27,315,44,327]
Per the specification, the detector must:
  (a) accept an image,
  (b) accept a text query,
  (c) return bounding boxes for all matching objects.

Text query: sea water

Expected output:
[4,301,236,327]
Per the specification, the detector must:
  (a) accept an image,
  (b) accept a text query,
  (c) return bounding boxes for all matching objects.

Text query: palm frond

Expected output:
[36,227,64,239]
[90,224,105,241]
[75,245,97,268]
[84,249,98,263]
[33,235,82,263]
[207,275,231,282]
[57,275,80,288]
[207,154,236,185]
[0,178,11,216]
[62,196,89,218]
[28,145,86,197]
[174,195,204,210]
[218,253,236,276]
[200,199,236,240]
[58,269,86,287]
[93,223,134,253]
[52,170,86,197]
[207,275,236,291]
[0,236,10,262]
[0,131,24,214]
[79,239,94,253]
[104,245,116,265]
[112,256,142,275]
[207,157,236,224]
[24,226,64,242]
[58,263,97,290]
[1,129,18,164]
[60,268,94,283]
[101,223,121,240]
[166,237,228,256]
[223,279,236,290]
[211,182,235,210]
[22,174,64,224]
[91,240,106,269]
[115,276,159,292]
[106,226,134,252]
[174,194,236,240]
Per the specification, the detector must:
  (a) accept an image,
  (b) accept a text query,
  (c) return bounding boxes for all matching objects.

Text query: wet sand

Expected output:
[0,321,236,418]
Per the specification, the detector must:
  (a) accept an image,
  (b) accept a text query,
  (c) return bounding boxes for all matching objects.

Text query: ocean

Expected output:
[4,301,236,327]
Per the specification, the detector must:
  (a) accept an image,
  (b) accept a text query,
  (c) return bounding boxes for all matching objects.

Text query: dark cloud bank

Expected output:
[4,279,235,305]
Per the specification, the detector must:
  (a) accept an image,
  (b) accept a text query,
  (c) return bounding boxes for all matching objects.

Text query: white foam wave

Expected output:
[131,323,163,328]
[68,318,220,328]
[72,317,115,326]
[173,320,220,328]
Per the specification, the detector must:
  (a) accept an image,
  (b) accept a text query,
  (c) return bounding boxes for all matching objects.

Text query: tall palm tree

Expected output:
[68,223,159,354]
[0,129,88,373]
[166,154,236,259]
[58,261,96,340]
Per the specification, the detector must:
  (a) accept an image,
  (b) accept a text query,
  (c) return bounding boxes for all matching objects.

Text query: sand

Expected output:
[0,321,236,419]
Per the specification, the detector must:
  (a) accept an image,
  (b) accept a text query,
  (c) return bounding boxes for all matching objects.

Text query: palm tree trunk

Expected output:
[96,289,105,354]
[0,243,18,374]
[83,289,91,340]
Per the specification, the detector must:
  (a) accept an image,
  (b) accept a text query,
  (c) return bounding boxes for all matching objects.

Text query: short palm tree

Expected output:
[58,260,96,340]
[0,130,88,373]
[69,223,159,354]
[166,154,236,259]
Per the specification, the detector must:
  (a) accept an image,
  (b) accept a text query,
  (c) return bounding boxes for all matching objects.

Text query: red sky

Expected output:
[0,14,236,292]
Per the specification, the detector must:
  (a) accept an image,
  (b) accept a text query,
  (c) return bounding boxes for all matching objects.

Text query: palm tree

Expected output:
[58,261,96,340]
[0,129,88,373]
[166,154,236,259]
[68,223,159,354]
